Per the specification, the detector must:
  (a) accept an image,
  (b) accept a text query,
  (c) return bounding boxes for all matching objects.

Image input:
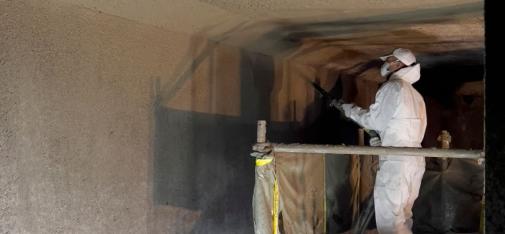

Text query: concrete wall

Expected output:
[1,1,286,233]
[0,1,213,233]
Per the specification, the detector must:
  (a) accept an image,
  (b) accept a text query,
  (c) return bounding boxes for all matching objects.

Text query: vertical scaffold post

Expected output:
[257,120,267,144]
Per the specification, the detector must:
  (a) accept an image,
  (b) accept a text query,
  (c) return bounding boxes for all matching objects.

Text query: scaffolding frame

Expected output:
[253,120,485,160]
[251,120,485,234]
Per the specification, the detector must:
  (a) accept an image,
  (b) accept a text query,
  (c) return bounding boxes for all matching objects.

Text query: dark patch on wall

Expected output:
[152,49,303,233]
[239,51,275,122]
[153,107,255,233]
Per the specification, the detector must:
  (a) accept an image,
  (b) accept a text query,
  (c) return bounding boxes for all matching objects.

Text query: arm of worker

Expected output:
[340,81,401,132]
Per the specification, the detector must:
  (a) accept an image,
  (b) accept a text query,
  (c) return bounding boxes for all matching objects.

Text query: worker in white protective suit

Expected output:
[335,48,427,234]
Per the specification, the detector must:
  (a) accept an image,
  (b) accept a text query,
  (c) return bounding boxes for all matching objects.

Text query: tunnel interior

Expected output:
[152,6,484,233]
[0,1,489,233]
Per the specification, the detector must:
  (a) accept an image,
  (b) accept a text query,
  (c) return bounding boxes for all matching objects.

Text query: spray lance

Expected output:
[303,77,379,139]
[304,77,379,234]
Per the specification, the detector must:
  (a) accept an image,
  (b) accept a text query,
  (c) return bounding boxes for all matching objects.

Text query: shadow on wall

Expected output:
[153,107,255,233]
[152,47,302,233]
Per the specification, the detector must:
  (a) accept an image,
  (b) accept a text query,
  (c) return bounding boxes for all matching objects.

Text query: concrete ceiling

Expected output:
[52,0,483,35]
[48,0,484,72]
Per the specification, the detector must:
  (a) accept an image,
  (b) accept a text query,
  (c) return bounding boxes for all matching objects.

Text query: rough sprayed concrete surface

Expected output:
[52,0,480,34]
[0,1,202,233]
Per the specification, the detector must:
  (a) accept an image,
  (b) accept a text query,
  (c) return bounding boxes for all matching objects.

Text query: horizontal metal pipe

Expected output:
[253,143,484,159]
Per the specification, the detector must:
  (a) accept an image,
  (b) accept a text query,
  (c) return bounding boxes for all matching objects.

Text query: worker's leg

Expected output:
[374,161,411,234]
[403,162,425,230]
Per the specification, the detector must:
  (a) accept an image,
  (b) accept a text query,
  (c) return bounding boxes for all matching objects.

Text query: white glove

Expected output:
[369,137,381,146]
[341,103,354,116]
[329,99,345,112]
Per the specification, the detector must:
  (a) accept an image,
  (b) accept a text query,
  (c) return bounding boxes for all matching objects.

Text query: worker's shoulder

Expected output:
[381,79,404,91]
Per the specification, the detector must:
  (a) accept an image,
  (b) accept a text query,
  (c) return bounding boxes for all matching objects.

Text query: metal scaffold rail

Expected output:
[252,120,485,160]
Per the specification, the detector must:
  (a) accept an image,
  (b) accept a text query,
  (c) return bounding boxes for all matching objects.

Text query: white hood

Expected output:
[391,63,421,84]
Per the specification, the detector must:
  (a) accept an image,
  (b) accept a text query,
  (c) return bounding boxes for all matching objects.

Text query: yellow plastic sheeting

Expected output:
[252,153,326,234]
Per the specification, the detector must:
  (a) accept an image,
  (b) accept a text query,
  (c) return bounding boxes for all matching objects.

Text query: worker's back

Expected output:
[380,64,427,162]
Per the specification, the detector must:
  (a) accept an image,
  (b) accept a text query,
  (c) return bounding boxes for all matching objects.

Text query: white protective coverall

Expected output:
[342,63,426,234]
